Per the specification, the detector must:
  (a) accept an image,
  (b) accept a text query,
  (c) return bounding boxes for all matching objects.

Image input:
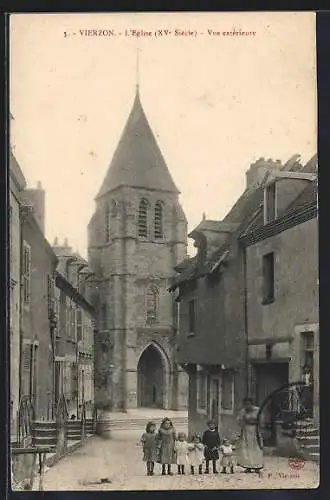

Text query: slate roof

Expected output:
[169,154,317,291]
[96,89,179,199]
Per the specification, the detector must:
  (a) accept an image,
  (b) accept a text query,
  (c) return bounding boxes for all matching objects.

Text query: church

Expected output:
[87,85,189,411]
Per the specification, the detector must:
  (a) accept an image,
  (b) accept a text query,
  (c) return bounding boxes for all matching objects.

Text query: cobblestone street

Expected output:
[36,430,319,491]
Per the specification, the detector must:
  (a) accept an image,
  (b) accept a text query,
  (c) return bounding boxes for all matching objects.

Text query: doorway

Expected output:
[254,362,289,446]
[209,377,220,428]
[137,344,165,408]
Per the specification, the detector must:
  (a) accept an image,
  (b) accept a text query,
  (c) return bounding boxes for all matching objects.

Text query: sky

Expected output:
[10,12,317,258]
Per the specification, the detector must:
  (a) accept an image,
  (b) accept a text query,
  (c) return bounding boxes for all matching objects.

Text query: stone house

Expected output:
[20,183,58,420]
[52,239,95,418]
[170,155,317,441]
[9,151,26,439]
[87,87,188,411]
[239,156,318,451]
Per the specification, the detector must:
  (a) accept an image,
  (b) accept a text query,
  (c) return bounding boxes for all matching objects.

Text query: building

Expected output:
[87,87,188,411]
[240,156,318,441]
[20,182,58,420]
[170,155,317,441]
[52,239,95,418]
[9,151,26,439]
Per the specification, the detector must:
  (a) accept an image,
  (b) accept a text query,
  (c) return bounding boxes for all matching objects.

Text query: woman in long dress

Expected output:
[236,397,264,473]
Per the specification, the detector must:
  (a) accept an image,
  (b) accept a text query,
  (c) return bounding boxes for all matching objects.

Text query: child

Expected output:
[174,432,190,475]
[157,418,176,475]
[188,434,204,475]
[140,421,158,476]
[219,438,235,474]
[202,419,221,474]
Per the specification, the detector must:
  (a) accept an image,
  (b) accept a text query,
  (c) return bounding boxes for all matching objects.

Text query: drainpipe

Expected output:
[241,241,250,396]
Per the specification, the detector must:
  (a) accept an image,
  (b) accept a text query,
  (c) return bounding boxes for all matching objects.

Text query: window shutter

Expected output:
[21,343,32,396]
[23,243,31,303]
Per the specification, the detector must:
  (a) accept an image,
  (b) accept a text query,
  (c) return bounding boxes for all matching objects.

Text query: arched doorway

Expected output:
[137,344,165,408]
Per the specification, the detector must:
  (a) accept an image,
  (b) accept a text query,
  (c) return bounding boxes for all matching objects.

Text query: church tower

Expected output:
[88,86,188,411]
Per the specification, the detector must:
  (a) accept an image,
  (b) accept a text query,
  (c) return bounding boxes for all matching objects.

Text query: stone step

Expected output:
[303,444,320,453]
[296,428,319,437]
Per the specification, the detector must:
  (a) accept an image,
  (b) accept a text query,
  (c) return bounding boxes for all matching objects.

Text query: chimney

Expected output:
[21,181,45,233]
[246,157,282,189]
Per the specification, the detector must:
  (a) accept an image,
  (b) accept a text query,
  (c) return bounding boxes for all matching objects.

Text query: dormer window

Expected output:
[138,199,149,238]
[264,182,276,224]
[154,201,163,239]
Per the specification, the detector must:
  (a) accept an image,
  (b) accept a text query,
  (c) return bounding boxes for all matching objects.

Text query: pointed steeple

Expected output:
[96,89,179,199]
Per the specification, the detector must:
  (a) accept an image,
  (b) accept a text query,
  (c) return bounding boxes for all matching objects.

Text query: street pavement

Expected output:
[36,430,319,491]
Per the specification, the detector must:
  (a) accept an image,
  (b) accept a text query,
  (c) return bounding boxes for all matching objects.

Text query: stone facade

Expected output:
[52,239,95,418]
[20,205,58,420]
[241,175,319,428]
[88,89,188,411]
[172,154,318,442]
[9,152,26,440]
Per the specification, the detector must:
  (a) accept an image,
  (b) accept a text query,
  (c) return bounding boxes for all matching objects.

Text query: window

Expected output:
[188,299,196,333]
[66,298,76,339]
[21,342,32,397]
[302,332,314,370]
[22,241,31,304]
[264,182,276,224]
[146,286,158,324]
[77,308,82,341]
[154,201,163,239]
[71,363,78,396]
[197,366,207,412]
[262,252,275,304]
[221,371,234,413]
[105,204,110,242]
[47,274,55,318]
[138,199,149,238]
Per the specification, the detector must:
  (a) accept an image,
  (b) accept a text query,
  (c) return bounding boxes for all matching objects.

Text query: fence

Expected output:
[11,396,96,490]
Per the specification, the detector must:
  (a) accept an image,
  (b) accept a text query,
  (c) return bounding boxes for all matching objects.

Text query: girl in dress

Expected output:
[236,397,264,473]
[157,418,176,475]
[202,419,221,474]
[140,421,158,476]
[188,434,205,475]
[174,432,190,475]
[219,438,235,474]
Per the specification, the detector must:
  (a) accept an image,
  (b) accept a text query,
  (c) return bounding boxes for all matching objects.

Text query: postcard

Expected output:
[9,11,318,491]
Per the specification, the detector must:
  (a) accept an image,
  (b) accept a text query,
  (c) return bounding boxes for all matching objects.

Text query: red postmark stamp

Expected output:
[288,456,305,470]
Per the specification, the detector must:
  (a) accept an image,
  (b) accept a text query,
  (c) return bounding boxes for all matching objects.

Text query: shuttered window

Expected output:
[21,343,32,396]
[47,274,55,318]
[22,242,31,304]
[77,308,82,341]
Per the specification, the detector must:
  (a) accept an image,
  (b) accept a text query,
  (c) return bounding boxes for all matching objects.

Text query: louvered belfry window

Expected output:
[154,201,163,239]
[138,199,148,238]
